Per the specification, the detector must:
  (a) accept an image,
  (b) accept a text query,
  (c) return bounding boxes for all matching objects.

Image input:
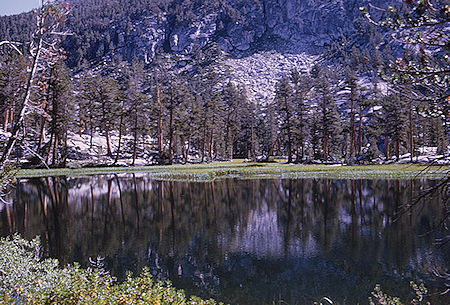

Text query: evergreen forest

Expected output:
[0,0,448,168]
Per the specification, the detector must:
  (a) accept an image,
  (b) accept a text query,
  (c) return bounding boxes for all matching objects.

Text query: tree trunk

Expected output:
[62,131,68,167]
[224,111,231,160]
[357,106,363,154]
[38,117,46,150]
[132,107,138,165]
[350,101,356,159]
[287,131,292,163]
[201,120,207,163]
[3,109,11,131]
[385,136,390,160]
[105,128,112,157]
[0,28,44,169]
[324,136,329,161]
[132,130,137,166]
[185,138,190,164]
[395,139,400,160]
[300,122,305,161]
[180,135,185,161]
[230,134,234,160]
[38,67,53,149]
[285,97,293,163]
[46,133,53,164]
[8,108,13,129]
[168,107,174,165]
[49,80,58,165]
[8,108,13,130]
[114,115,123,164]
[157,85,163,157]
[224,125,230,159]
[409,107,414,162]
[2,110,7,131]
[52,136,58,167]
[209,129,213,161]
[89,118,93,148]
[267,133,280,161]
[250,123,255,161]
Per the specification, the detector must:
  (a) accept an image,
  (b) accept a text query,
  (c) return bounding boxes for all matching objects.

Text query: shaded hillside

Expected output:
[0,0,392,68]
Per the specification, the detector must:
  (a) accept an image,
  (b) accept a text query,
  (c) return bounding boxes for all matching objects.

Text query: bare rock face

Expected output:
[132,0,387,104]
[160,0,390,56]
[99,0,391,63]
[108,15,168,64]
[79,0,391,104]
[170,13,217,53]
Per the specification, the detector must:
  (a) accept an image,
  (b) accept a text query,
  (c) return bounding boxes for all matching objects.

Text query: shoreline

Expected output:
[17,162,450,181]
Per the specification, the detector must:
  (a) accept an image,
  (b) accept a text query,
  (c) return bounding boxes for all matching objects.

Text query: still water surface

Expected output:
[1,175,448,304]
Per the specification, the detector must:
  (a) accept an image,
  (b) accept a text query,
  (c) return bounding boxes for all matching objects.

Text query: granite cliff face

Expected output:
[95,0,390,62]
[90,0,389,102]
[167,0,359,54]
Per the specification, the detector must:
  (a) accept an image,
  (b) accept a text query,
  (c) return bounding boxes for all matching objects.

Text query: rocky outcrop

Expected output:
[170,13,217,53]
[223,51,317,103]
[166,0,391,55]
[88,0,391,104]
[100,0,391,63]
[114,15,167,64]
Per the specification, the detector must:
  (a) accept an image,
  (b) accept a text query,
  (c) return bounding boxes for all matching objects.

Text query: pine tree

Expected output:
[0,53,27,132]
[198,71,223,162]
[345,71,358,163]
[0,1,71,169]
[234,87,254,159]
[126,59,147,165]
[46,61,73,167]
[174,81,196,163]
[165,79,192,165]
[428,116,447,155]
[222,82,239,160]
[100,77,120,158]
[290,69,311,163]
[79,76,99,148]
[275,76,294,163]
[385,94,407,160]
[314,74,341,161]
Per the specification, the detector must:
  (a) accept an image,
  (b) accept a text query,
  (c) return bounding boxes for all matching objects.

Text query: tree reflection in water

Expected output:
[0,176,448,304]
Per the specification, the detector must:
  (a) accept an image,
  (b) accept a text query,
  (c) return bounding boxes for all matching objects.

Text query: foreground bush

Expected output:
[369,282,430,305]
[0,235,223,305]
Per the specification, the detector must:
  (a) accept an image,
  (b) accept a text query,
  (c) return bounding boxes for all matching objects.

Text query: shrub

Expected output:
[369,282,429,305]
[0,234,224,305]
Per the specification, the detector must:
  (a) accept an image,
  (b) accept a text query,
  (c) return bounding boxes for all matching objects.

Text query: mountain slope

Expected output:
[0,0,391,66]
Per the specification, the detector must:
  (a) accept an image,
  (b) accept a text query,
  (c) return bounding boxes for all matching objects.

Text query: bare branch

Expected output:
[20,145,50,169]
[0,40,23,55]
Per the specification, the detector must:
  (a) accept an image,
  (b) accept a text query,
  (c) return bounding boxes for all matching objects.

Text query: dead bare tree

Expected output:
[0,0,71,170]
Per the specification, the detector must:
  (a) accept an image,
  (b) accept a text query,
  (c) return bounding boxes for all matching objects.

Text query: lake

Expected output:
[1,175,448,304]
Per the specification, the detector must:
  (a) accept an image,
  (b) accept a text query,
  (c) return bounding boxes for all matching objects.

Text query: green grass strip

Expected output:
[17,161,450,181]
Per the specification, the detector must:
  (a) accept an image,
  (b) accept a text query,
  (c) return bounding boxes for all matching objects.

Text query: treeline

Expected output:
[0,1,448,167]
[271,66,448,164]
[0,48,447,167]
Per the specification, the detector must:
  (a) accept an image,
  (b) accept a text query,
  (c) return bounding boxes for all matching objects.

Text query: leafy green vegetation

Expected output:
[0,234,223,305]
[17,162,450,181]
[0,163,17,192]
[369,282,429,305]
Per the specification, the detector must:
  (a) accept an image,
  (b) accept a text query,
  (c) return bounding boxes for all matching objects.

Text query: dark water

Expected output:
[1,175,448,304]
